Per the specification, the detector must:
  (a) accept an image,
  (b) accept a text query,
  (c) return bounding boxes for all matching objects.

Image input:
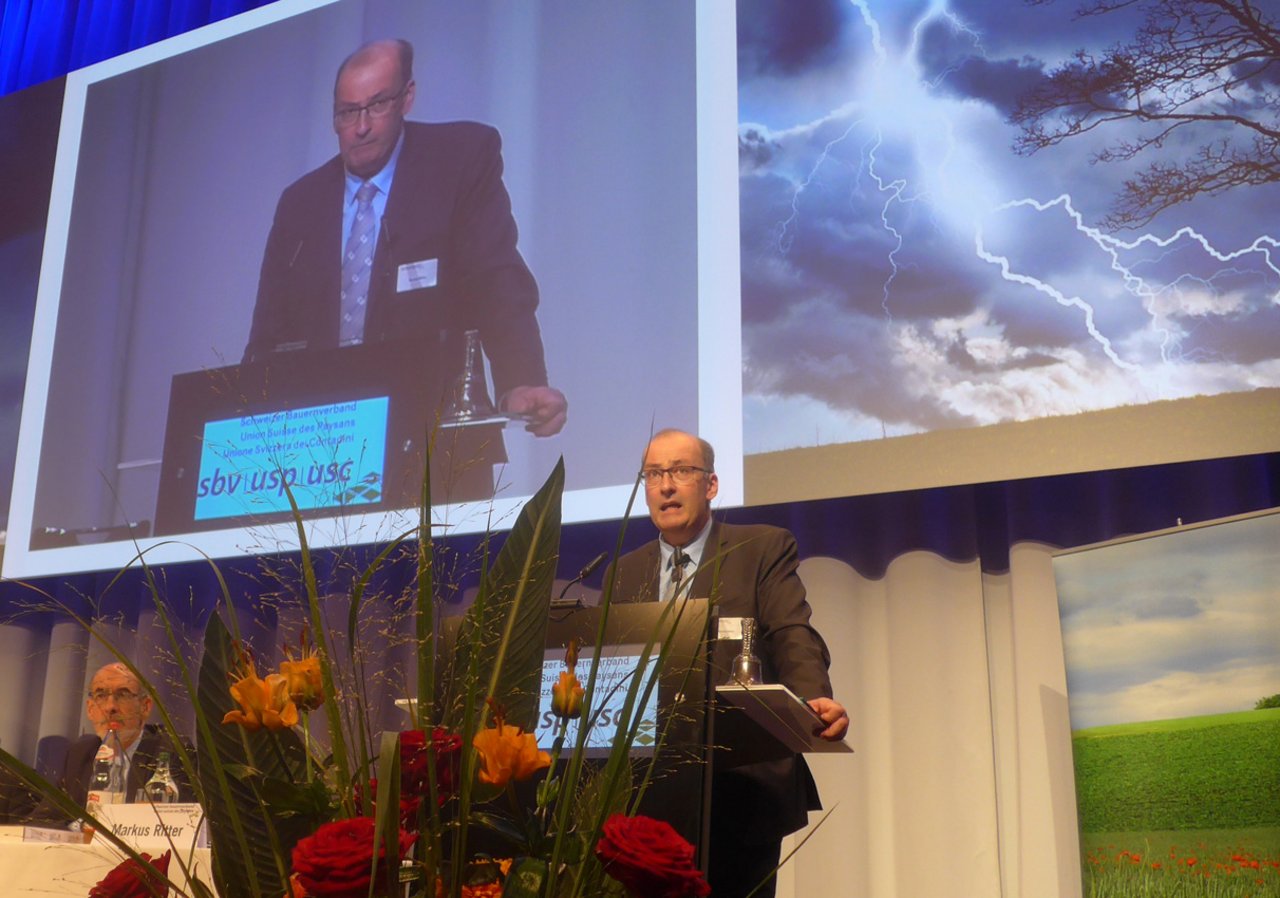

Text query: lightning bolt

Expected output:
[975,223,1139,370]
[848,0,886,62]
[776,116,861,255]
[908,0,986,64]
[864,133,919,320]
[776,1,952,318]
[755,0,1280,399]
[982,194,1280,365]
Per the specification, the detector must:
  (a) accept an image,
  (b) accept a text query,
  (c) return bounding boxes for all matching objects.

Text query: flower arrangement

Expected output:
[2,459,713,898]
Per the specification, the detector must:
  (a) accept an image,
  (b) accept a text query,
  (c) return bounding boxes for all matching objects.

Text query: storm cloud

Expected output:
[737,0,1280,452]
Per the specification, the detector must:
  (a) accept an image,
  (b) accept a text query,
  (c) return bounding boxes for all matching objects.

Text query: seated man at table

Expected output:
[31,662,194,823]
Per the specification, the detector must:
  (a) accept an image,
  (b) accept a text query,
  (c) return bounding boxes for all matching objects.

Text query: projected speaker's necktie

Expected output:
[339,181,379,346]
[668,549,690,601]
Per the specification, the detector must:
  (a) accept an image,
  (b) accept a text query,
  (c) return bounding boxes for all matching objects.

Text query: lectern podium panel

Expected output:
[436,598,715,854]
[154,340,504,536]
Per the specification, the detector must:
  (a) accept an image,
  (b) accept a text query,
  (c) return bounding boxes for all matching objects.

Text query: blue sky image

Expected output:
[1053,510,1279,729]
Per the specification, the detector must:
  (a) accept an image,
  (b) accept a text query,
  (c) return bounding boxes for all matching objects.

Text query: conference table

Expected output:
[0,826,213,896]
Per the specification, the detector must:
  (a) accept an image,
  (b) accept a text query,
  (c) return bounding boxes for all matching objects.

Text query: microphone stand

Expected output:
[551,551,608,609]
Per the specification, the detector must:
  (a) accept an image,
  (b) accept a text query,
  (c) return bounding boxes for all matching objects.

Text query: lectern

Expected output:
[435,597,849,873]
[431,598,715,856]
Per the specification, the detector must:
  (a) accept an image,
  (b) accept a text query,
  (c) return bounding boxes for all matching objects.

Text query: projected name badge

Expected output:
[193,397,389,521]
[534,645,662,758]
[397,258,438,292]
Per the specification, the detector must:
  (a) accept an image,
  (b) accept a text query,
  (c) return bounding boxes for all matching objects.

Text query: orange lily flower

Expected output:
[551,671,584,720]
[222,650,299,731]
[473,707,550,787]
[279,632,324,712]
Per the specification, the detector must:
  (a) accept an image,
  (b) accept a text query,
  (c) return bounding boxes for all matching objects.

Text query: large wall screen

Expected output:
[737,1,1279,503]
[3,0,742,577]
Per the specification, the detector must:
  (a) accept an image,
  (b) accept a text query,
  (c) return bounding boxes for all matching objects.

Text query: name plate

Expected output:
[21,825,85,844]
[93,803,207,851]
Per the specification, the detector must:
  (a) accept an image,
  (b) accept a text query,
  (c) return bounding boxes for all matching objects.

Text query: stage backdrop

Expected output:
[0,451,1275,898]
[1053,510,1280,894]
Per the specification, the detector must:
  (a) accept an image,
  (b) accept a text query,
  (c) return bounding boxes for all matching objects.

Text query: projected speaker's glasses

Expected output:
[332,84,410,128]
[639,466,711,486]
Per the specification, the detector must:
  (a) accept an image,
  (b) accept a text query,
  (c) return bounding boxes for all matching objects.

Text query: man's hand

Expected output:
[503,385,568,437]
[807,696,849,741]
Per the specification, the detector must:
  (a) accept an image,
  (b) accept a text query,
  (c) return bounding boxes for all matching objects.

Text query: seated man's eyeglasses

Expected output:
[640,465,710,486]
[88,688,141,705]
[333,85,409,128]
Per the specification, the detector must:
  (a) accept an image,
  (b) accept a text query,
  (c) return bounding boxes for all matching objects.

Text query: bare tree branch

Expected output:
[1013,0,1280,228]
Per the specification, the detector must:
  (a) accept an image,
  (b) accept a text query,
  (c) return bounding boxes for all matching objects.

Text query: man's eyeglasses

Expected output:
[639,465,710,486]
[333,85,409,128]
[87,688,141,705]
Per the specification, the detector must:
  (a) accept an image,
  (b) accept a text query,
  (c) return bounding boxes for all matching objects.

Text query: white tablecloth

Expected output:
[0,827,213,897]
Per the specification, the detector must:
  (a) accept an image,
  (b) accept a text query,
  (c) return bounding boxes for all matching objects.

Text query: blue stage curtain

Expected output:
[0,0,279,97]
[5,452,1272,632]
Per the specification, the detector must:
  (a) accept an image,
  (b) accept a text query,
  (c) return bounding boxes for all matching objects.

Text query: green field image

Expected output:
[1073,708,1280,897]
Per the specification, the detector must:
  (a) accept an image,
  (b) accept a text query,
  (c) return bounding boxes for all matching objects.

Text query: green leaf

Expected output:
[196,611,319,898]
[371,731,403,898]
[502,857,549,898]
[574,760,632,842]
[257,775,335,818]
[188,880,221,898]
[557,832,587,866]
[448,458,564,732]
[467,809,529,850]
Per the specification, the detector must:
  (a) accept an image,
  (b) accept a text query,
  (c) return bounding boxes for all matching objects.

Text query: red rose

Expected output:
[89,850,171,898]
[291,816,417,898]
[398,794,423,829]
[401,727,463,802]
[594,814,710,898]
[362,778,424,828]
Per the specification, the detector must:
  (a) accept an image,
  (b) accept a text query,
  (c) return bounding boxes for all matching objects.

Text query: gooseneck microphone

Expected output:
[554,551,609,606]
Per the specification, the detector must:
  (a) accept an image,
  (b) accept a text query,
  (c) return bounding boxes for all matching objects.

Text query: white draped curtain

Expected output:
[776,543,1081,898]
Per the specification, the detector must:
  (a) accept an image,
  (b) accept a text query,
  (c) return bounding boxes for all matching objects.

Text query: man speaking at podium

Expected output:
[611,429,849,898]
[244,38,567,439]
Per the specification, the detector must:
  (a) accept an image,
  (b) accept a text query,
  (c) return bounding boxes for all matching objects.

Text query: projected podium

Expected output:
[154,339,505,536]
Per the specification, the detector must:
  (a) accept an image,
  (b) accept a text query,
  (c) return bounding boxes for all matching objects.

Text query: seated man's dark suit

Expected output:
[0,764,37,823]
[611,520,833,898]
[30,724,195,823]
